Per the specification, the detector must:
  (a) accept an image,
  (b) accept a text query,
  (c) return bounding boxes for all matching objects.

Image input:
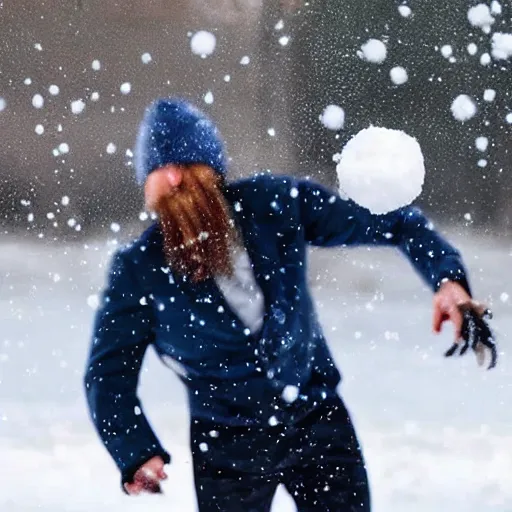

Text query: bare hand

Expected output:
[432,281,473,341]
[124,456,168,495]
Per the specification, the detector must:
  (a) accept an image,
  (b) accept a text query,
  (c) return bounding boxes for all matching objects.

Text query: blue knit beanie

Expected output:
[134,98,227,185]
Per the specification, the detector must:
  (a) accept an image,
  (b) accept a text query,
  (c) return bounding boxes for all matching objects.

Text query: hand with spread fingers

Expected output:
[433,281,498,369]
[123,456,168,496]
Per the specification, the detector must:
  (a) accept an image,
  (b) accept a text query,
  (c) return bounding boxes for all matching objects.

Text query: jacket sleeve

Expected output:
[84,248,171,488]
[297,179,471,295]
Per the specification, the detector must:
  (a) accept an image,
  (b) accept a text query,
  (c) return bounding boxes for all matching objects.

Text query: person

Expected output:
[84,98,481,511]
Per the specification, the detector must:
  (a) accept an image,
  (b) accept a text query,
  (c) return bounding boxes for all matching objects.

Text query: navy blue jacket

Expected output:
[84,173,471,484]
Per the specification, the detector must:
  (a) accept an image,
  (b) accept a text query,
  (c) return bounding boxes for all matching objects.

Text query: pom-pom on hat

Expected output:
[134,98,227,185]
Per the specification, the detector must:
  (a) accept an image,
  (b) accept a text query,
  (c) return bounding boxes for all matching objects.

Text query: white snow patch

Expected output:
[477,159,487,168]
[35,124,44,135]
[467,43,478,55]
[398,5,412,17]
[110,222,120,233]
[506,113,512,124]
[334,126,424,214]
[90,92,100,102]
[390,66,408,85]
[480,53,491,66]
[91,59,101,71]
[0,98,5,111]
[240,55,250,65]
[475,137,488,152]
[360,39,387,63]
[32,94,44,109]
[491,1,502,15]
[106,143,117,154]
[275,19,284,30]
[58,143,69,154]
[223,75,231,82]
[320,105,345,130]
[451,95,477,122]
[70,99,85,115]
[467,4,495,31]
[190,31,216,57]
[203,91,214,104]
[267,128,276,137]
[24,77,32,85]
[483,89,496,102]
[141,52,152,64]
[61,196,70,206]
[279,36,290,46]
[491,33,512,60]
[49,85,60,96]
[120,82,131,95]
[441,45,453,58]
[87,294,100,310]
[282,385,299,403]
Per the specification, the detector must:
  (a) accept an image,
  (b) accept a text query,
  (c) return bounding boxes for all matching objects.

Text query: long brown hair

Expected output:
[154,164,235,283]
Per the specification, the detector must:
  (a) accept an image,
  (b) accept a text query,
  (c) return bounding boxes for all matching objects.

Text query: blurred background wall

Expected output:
[1,0,511,241]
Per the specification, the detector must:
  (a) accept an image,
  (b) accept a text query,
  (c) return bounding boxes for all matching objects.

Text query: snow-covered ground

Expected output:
[1,229,511,511]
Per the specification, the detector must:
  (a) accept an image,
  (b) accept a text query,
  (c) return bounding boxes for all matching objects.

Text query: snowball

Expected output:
[204,91,214,104]
[480,53,491,66]
[483,89,496,102]
[24,78,32,85]
[110,222,120,233]
[506,113,512,124]
[34,43,42,51]
[92,59,101,71]
[199,442,209,452]
[398,5,412,17]
[141,52,152,64]
[360,39,387,63]
[335,126,425,214]
[500,292,509,303]
[32,94,44,109]
[61,196,70,206]
[267,128,276,136]
[467,43,478,55]
[0,98,6,111]
[120,82,131,95]
[467,4,495,31]
[240,55,250,65]
[58,143,69,154]
[67,218,76,227]
[49,85,60,96]
[390,66,408,85]
[71,99,85,114]
[268,416,279,427]
[320,105,345,130]
[477,159,487,167]
[491,32,512,60]
[441,45,453,58]
[223,75,231,82]
[106,142,117,154]
[190,31,216,57]
[282,385,299,403]
[275,19,284,30]
[90,91,99,101]
[87,294,100,310]
[451,95,477,122]
[491,1,502,15]
[279,36,290,46]
[35,124,44,135]
[475,136,488,152]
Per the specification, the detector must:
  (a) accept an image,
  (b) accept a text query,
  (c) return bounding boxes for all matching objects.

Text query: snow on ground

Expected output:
[0,229,511,511]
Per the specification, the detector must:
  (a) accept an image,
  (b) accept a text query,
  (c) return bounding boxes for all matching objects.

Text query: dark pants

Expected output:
[191,395,370,511]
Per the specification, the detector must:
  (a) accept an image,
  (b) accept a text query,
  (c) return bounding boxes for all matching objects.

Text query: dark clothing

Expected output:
[83,172,471,485]
[191,394,370,511]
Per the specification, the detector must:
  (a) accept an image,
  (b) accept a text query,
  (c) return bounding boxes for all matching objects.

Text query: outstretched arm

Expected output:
[297,178,471,296]
[84,249,170,489]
